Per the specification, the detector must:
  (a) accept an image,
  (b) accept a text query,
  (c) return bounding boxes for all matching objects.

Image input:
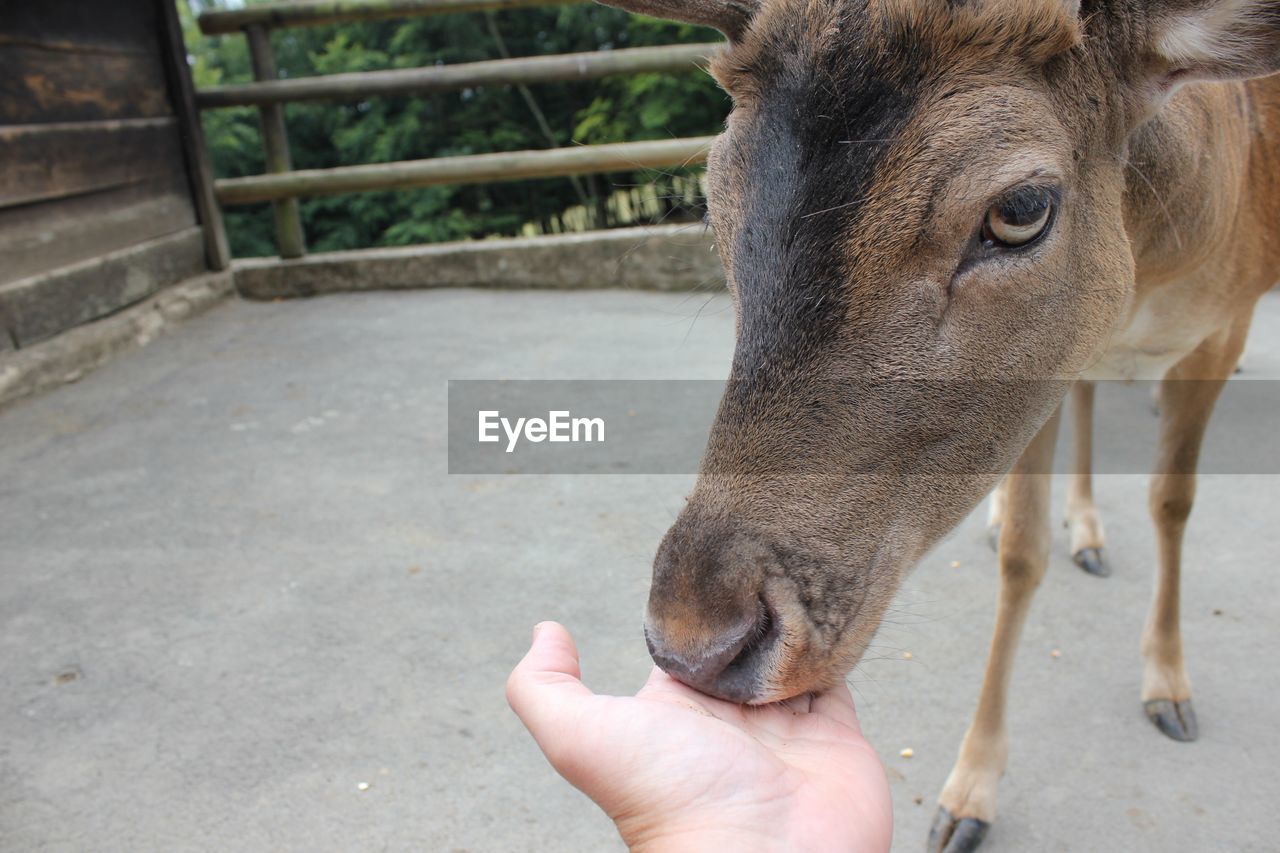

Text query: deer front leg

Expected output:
[1141,318,1248,742]
[1066,380,1109,576]
[985,477,1007,551]
[929,408,1061,853]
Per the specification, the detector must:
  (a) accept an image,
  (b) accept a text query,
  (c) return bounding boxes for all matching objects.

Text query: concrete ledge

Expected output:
[0,227,208,347]
[232,223,725,299]
[0,271,234,409]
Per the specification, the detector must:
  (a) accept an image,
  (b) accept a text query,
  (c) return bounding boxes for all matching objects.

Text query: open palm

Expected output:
[507,622,892,851]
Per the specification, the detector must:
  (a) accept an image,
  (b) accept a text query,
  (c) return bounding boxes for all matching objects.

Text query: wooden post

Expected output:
[245,24,305,259]
[157,0,230,271]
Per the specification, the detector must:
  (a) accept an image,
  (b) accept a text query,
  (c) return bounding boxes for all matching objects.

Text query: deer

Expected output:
[595,0,1280,849]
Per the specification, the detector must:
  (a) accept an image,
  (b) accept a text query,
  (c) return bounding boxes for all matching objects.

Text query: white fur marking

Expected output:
[1157,0,1259,66]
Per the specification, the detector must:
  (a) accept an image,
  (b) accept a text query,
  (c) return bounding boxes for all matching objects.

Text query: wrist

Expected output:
[617,812,790,853]
[616,800,889,853]
[624,826,783,853]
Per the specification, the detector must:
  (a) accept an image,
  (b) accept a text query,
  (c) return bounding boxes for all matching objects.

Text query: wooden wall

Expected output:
[0,0,224,350]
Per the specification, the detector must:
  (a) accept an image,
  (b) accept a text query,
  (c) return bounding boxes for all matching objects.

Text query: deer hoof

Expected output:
[1144,698,1199,742]
[928,806,990,853]
[1072,547,1110,577]
[986,524,1001,553]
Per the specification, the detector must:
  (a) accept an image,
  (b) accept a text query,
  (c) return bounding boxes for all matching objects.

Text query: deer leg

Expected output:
[1066,380,1109,576]
[1141,318,1248,742]
[985,477,1007,552]
[929,408,1062,853]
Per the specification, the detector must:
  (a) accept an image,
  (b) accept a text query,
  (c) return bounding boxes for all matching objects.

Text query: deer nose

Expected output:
[644,602,777,702]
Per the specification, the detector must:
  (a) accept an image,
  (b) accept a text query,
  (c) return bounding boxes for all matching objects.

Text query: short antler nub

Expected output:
[595,0,761,41]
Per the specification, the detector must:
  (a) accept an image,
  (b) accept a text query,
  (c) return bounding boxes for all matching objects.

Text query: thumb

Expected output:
[506,622,595,761]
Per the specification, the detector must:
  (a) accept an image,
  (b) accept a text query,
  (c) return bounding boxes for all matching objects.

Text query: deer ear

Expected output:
[1149,0,1280,85]
[595,0,762,41]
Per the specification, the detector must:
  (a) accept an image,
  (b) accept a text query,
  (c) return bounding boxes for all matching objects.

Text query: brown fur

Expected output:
[870,0,1084,66]
[601,0,1280,845]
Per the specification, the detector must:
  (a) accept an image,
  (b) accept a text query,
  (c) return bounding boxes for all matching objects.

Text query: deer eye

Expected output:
[981,186,1055,248]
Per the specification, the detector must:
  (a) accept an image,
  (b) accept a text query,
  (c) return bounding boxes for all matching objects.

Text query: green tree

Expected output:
[182,0,729,257]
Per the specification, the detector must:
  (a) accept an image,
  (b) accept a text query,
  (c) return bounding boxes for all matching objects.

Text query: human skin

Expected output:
[506,622,893,852]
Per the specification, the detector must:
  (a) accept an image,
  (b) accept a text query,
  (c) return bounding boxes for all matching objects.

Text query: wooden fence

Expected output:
[195,0,723,259]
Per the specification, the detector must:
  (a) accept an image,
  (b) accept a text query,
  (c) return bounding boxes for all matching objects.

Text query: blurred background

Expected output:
[184,0,725,256]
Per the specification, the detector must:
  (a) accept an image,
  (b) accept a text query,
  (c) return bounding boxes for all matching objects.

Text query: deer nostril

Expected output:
[645,597,779,702]
[728,600,774,670]
[646,623,751,682]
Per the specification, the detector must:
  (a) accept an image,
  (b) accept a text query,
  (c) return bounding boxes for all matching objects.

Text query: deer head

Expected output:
[598,0,1280,701]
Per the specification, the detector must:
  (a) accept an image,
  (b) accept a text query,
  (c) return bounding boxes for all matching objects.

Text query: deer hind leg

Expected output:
[1142,315,1249,742]
[929,408,1061,853]
[1066,380,1109,576]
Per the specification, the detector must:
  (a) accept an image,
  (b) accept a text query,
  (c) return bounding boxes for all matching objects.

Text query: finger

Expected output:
[810,679,862,733]
[640,666,748,721]
[505,622,595,748]
[641,664,694,695]
[639,666,706,705]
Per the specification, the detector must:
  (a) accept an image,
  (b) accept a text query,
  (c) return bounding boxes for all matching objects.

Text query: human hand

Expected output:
[506,622,892,852]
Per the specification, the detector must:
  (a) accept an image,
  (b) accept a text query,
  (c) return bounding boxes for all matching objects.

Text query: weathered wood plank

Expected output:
[156,0,230,271]
[0,44,172,123]
[0,177,197,286]
[198,0,586,35]
[0,117,184,209]
[216,136,715,204]
[0,0,162,55]
[0,227,207,347]
[196,42,723,108]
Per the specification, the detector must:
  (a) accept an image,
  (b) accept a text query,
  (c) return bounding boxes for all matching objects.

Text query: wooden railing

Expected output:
[195,0,723,259]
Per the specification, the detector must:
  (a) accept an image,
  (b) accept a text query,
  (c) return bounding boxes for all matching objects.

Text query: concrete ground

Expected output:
[2,288,1278,852]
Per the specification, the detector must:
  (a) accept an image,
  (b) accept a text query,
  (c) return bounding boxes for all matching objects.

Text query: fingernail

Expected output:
[532,622,546,641]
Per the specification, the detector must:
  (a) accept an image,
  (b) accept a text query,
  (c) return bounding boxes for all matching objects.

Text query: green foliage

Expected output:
[181,1,729,257]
